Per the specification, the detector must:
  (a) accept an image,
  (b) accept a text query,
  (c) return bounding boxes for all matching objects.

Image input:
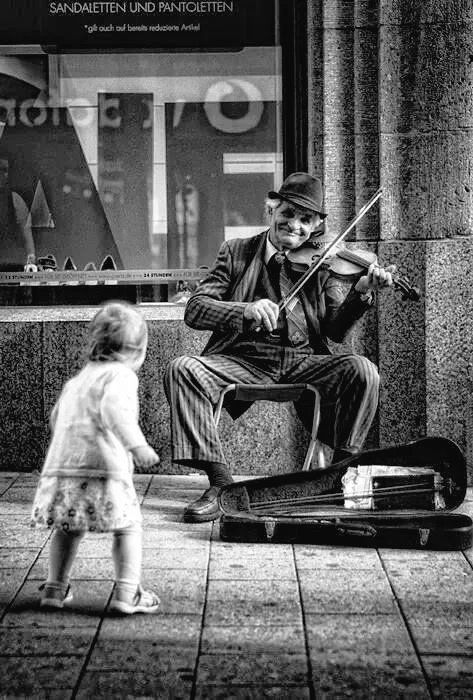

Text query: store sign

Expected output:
[42,0,254,50]
[0,0,275,50]
[44,1,243,49]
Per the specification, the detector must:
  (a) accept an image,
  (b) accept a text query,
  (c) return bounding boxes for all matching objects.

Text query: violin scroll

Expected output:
[393,276,421,302]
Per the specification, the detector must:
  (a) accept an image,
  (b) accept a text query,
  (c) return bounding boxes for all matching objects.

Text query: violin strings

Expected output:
[247,481,437,513]
[338,248,373,268]
[274,512,402,517]
[251,481,435,507]
[249,491,436,516]
[249,485,436,512]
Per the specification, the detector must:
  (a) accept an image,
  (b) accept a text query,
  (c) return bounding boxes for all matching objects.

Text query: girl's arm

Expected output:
[101,369,148,450]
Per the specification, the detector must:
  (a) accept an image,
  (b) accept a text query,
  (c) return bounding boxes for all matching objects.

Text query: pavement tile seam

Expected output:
[193,686,311,700]
[0,652,86,684]
[0,651,88,659]
[462,549,473,570]
[1,474,473,699]
[187,524,212,700]
[0,544,47,624]
[0,475,19,497]
[208,577,299,582]
[68,589,117,697]
[201,649,305,655]
[292,544,321,700]
[196,679,312,689]
[199,620,389,627]
[420,654,473,697]
[377,544,440,698]
[420,652,473,659]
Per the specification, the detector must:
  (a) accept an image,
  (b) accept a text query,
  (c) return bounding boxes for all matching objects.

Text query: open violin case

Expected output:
[218,437,472,550]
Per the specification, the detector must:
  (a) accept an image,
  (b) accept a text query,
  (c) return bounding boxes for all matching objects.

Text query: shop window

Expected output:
[0,0,304,305]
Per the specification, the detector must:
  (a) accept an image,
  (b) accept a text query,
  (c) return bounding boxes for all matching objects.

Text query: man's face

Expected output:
[269,201,321,251]
[0,160,9,190]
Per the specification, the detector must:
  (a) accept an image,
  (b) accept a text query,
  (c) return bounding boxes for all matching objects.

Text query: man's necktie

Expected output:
[273,252,309,346]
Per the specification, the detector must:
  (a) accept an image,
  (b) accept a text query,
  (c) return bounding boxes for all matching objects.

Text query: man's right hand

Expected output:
[243,299,280,332]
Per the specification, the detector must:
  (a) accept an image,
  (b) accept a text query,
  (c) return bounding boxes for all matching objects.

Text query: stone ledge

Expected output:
[0,302,185,323]
[0,309,310,476]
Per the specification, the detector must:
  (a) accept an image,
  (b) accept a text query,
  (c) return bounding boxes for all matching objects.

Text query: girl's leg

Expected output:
[111,524,159,614]
[48,528,85,583]
[112,523,142,589]
[41,528,85,607]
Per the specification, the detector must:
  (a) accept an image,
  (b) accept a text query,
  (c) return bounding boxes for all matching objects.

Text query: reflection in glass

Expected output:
[0,40,282,302]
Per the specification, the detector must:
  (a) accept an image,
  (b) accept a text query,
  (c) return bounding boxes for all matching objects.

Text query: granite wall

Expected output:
[307,0,473,479]
[0,307,309,475]
[2,0,472,482]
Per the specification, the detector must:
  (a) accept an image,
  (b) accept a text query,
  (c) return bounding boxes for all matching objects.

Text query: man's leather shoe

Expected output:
[183,486,221,523]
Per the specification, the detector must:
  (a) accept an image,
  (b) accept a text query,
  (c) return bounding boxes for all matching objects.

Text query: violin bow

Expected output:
[280,187,383,313]
[246,480,443,514]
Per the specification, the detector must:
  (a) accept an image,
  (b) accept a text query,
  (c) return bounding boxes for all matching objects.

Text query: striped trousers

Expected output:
[164,345,380,467]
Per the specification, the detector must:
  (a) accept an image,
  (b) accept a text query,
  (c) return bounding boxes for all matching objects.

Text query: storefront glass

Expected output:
[0,2,283,303]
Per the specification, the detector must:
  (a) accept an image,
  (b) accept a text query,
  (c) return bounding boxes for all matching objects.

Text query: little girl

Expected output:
[31,301,160,614]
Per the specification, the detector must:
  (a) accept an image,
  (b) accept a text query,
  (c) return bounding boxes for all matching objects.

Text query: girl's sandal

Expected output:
[109,584,160,615]
[39,582,73,609]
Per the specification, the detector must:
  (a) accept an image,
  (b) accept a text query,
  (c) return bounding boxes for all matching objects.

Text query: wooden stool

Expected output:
[214,383,325,471]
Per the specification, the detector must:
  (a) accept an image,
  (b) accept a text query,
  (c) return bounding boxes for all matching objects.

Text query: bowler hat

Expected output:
[269,172,327,218]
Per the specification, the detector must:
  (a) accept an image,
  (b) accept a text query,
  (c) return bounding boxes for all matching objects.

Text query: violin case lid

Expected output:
[218,437,472,550]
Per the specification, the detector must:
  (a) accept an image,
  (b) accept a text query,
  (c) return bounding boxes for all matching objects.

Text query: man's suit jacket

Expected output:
[184,230,370,357]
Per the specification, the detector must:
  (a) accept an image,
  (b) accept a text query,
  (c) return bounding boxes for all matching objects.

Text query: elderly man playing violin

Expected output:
[164,172,395,523]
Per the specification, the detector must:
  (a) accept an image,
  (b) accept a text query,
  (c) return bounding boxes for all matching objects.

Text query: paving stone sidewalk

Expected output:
[1,472,472,699]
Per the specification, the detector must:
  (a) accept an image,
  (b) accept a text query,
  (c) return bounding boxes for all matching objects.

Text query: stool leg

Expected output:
[302,440,326,471]
[302,387,324,470]
[213,385,236,425]
[302,440,317,471]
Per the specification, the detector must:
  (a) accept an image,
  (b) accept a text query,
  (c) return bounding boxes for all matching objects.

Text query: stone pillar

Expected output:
[307,1,473,473]
[308,0,380,237]
[378,1,473,475]
[307,0,381,447]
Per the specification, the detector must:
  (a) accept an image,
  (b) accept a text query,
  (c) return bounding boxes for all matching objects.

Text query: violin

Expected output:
[277,188,421,314]
[287,242,421,302]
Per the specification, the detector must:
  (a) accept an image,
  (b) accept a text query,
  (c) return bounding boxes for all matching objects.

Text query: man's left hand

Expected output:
[355,262,396,294]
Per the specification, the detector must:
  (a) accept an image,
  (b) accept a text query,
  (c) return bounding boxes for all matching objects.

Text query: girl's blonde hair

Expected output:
[88,301,148,363]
